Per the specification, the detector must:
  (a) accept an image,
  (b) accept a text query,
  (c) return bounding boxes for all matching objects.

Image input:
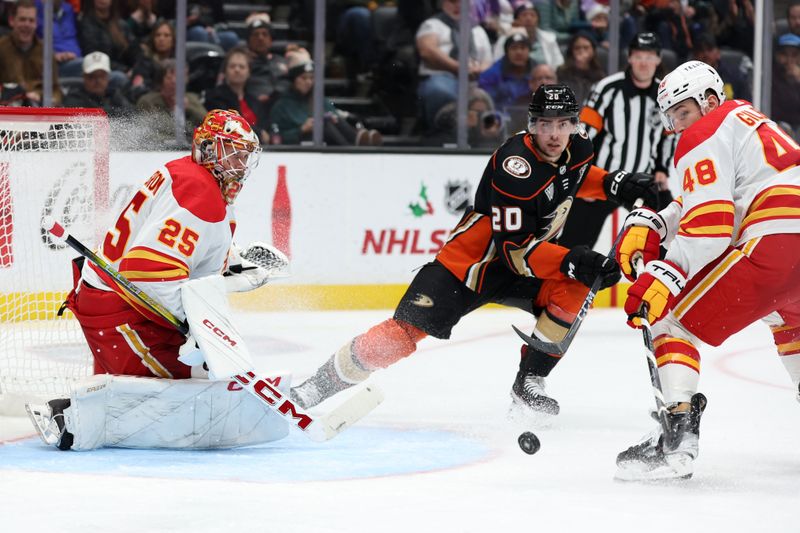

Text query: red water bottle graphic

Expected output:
[0,162,13,267]
[271,165,291,258]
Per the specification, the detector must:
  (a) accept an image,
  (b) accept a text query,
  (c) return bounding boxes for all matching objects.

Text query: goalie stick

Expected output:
[513,198,644,355]
[42,216,383,443]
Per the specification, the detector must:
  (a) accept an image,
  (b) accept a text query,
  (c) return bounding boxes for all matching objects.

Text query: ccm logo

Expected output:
[202,318,237,347]
[235,372,313,429]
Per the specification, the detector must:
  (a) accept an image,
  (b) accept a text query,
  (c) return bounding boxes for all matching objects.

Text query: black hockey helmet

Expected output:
[628,32,661,54]
[527,84,580,131]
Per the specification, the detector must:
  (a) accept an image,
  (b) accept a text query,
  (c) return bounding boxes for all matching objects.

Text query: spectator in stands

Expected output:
[479,32,533,112]
[125,0,158,45]
[0,0,62,105]
[335,2,376,80]
[584,4,609,49]
[185,1,239,52]
[772,34,800,135]
[789,1,800,36]
[506,63,558,133]
[63,51,134,117]
[645,0,692,62]
[536,0,582,42]
[204,47,271,144]
[35,0,83,77]
[269,58,382,146]
[714,0,754,57]
[425,87,505,148]
[493,3,563,68]
[692,34,751,101]
[136,59,206,146]
[79,0,139,88]
[245,17,290,102]
[129,20,173,101]
[556,32,605,105]
[527,63,558,95]
[415,0,493,129]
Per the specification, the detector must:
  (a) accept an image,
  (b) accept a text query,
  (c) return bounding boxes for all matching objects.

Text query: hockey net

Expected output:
[0,108,109,415]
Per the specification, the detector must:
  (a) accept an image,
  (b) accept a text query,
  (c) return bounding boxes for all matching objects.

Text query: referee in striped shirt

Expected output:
[559,32,674,249]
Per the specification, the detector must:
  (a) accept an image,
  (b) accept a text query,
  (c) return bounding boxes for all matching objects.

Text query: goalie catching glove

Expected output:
[624,260,686,327]
[560,245,621,290]
[616,208,668,281]
[223,242,289,293]
[603,170,660,211]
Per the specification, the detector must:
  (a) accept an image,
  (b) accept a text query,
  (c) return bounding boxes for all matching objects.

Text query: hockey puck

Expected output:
[518,431,541,455]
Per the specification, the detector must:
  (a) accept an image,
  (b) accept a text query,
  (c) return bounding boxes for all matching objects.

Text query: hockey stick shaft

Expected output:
[632,257,672,449]
[515,198,645,355]
[43,217,381,442]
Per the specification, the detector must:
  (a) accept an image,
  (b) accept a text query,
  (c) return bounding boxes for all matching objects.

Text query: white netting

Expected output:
[0,109,109,414]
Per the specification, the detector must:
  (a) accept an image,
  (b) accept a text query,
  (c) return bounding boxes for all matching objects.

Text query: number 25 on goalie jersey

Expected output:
[662,100,800,279]
[436,131,610,291]
[82,156,235,322]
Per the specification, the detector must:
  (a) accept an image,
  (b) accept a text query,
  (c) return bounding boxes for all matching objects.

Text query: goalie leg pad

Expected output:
[353,318,427,371]
[63,373,290,450]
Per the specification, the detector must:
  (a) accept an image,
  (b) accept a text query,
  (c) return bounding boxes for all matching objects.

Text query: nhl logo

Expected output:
[559,165,566,175]
[445,180,471,215]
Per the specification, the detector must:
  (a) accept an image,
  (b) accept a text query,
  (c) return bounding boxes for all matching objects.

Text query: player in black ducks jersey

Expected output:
[291,85,660,420]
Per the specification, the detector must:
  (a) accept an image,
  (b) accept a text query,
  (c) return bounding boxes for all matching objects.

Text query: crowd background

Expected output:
[0,0,795,150]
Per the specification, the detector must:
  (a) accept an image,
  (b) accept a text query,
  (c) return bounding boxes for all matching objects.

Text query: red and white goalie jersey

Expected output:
[81,156,235,322]
[658,99,800,278]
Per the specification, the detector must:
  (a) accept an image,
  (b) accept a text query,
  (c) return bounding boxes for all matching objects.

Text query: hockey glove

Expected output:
[624,260,686,328]
[603,170,660,211]
[616,208,668,281]
[223,242,289,293]
[561,245,621,290]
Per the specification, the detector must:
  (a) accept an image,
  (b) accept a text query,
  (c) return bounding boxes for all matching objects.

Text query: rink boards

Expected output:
[2,150,628,316]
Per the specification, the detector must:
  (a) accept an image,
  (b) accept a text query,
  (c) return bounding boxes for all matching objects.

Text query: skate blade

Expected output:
[614,453,694,482]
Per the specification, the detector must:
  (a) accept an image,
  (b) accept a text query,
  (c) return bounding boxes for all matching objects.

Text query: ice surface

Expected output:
[2,307,798,533]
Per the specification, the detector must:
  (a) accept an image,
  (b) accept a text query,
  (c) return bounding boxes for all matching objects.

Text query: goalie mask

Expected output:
[192,109,261,204]
[657,60,725,131]
[527,84,581,136]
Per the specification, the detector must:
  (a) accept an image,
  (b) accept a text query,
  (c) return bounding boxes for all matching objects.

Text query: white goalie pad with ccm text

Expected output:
[62,373,291,450]
[181,275,255,380]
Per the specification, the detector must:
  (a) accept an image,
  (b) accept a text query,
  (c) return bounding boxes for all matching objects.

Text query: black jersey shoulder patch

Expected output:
[501,155,531,179]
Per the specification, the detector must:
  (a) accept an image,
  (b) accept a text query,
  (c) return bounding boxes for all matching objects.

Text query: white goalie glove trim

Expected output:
[224,241,290,293]
[623,208,668,241]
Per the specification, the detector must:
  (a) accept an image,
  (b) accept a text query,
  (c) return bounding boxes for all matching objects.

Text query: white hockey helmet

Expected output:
[656,60,725,130]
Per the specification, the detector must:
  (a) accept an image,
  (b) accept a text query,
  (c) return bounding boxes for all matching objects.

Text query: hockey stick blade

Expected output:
[512,325,565,354]
[310,384,385,442]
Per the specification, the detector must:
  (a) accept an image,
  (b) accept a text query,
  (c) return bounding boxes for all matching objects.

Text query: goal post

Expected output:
[0,108,109,415]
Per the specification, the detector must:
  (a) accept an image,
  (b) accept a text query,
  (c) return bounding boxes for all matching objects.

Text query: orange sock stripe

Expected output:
[655,353,701,372]
[654,335,700,372]
[770,325,800,355]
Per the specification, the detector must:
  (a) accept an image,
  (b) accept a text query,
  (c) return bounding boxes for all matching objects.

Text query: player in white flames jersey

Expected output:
[613,60,800,480]
[27,109,294,452]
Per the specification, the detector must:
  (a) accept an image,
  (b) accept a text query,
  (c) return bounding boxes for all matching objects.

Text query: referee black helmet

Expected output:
[628,32,661,54]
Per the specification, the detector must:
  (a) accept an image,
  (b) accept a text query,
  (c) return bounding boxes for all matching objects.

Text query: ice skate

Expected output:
[615,393,707,481]
[26,399,74,451]
[290,357,356,409]
[508,371,560,421]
